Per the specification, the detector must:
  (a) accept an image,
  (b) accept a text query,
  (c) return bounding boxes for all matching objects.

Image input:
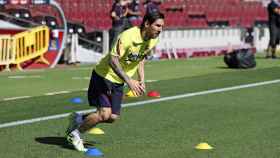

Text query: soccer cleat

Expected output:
[67,132,87,152]
[66,112,80,135]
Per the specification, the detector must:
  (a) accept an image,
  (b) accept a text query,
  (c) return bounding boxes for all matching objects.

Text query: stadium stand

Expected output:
[0,0,267,31]
[32,15,58,29]
[0,0,269,70]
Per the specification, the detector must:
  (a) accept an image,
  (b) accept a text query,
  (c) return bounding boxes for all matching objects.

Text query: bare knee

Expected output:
[98,108,112,122]
[100,114,119,123]
[107,114,119,123]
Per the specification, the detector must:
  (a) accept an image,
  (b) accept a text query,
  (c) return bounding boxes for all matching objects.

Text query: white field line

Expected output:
[66,67,93,71]
[0,77,158,102]
[3,96,32,101]
[0,69,45,76]
[72,77,90,80]
[44,91,71,96]
[0,79,279,129]
[2,90,86,101]
[1,80,158,101]
[146,80,158,83]
[8,75,42,79]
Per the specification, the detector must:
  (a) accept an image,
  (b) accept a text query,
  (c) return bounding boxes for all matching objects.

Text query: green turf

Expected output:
[0,55,279,99]
[1,66,280,124]
[0,82,279,158]
[0,56,280,157]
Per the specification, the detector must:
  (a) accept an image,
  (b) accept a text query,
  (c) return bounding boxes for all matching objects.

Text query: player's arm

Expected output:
[123,7,128,17]
[109,39,144,96]
[128,8,141,16]
[110,56,144,96]
[109,55,130,83]
[111,11,120,20]
[137,59,145,91]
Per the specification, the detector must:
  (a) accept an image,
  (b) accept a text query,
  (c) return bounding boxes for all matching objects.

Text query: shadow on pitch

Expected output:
[216,66,230,69]
[35,137,97,150]
[35,137,75,150]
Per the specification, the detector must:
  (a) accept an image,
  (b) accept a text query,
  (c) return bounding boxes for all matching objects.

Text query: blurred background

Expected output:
[0,0,272,70]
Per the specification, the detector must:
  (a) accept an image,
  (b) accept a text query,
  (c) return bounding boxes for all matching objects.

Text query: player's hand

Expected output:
[139,80,146,93]
[127,79,145,96]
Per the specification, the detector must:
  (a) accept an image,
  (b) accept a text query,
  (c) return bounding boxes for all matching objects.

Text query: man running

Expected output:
[66,11,165,152]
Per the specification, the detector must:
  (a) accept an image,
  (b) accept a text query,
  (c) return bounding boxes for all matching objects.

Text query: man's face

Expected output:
[120,0,130,6]
[145,18,164,39]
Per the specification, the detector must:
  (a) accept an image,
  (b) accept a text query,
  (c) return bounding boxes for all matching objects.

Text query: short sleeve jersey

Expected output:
[95,27,159,84]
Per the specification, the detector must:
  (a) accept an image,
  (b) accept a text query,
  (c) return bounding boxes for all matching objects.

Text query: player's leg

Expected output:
[66,70,106,151]
[268,24,277,58]
[79,81,123,127]
[271,45,276,58]
[266,45,271,58]
[80,70,113,129]
[66,70,123,151]
[107,82,123,122]
[271,43,277,59]
[66,102,113,151]
[267,25,273,58]
[66,113,87,152]
[78,107,112,133]
[103,114,120,123]
[66,107,112,152]
[272,27,280,59]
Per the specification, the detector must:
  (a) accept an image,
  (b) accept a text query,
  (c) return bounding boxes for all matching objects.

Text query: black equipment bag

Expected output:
[224,49,256,69]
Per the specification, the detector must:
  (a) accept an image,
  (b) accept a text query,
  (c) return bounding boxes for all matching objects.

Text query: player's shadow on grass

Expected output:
[35,137,97,150]
[216,66,230,69]
[35,137,75,150]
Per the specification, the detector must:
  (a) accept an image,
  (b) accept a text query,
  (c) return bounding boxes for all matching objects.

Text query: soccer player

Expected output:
[266,0,280,59]
[66,12,165,152]
[110,0,130,49]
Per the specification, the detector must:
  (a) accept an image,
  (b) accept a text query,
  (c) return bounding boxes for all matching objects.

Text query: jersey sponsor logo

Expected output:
[125,52,146,63]
[132,42,143,47]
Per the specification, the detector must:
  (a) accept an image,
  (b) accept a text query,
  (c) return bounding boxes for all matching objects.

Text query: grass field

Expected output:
[0,56,280,158]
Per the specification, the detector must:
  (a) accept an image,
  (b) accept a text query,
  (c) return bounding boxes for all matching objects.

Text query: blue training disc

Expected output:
[70,97,83,104]
[85,148,103,157]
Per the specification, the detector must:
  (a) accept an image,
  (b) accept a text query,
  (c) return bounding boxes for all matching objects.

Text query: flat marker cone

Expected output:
[87,128,105,135]
[147,90,160,98]
[195,142,213,150]
[126,90,138,97]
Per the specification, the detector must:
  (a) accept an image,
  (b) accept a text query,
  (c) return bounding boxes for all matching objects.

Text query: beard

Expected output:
[152,32,160,38]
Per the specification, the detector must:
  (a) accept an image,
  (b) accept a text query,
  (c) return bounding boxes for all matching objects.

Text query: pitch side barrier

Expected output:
[0,26,50,71]
[154,28,250,59]
[0,35,13,71]
[12,26,50,70]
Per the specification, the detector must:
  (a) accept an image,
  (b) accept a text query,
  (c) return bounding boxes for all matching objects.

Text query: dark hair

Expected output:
[140,12,164,29]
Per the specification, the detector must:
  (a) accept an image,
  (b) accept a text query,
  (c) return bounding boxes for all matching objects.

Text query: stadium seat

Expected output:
[11,0,267,31]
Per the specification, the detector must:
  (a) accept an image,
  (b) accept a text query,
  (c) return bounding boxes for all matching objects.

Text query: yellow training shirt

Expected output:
[95,26,159,84]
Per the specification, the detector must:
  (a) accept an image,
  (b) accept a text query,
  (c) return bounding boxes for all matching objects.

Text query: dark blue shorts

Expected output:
[88,70,124,115]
